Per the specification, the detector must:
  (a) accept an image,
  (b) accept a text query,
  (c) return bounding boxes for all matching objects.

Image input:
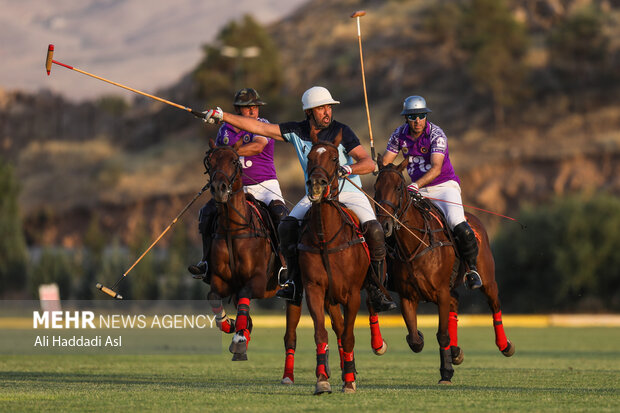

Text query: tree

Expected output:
[128,219,159,300]
[548,6,611,109]
[193,15,284,114]
[457,0,529,128]
[0,158,28,294]
[493,194,620,313]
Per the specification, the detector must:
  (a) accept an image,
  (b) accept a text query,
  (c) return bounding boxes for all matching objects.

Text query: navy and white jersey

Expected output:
[279,120,363,194]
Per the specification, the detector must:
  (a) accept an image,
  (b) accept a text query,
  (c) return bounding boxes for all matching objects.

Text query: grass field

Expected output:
[1,323,619,412]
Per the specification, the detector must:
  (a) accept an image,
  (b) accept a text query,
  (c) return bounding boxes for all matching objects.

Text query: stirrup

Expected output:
[465,270,482,290]
[276,281,301,302]
[277,266,288,286]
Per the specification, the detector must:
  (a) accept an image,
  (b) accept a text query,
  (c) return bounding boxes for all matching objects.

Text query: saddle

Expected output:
[244,193,280,255]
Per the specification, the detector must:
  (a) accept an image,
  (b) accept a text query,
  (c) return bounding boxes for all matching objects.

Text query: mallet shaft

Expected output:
[46,44,205,119]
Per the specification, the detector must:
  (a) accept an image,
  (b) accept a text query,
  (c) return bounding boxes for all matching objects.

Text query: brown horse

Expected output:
[374,155,515,384]
[204,139,281,360]
[297,130,378,394]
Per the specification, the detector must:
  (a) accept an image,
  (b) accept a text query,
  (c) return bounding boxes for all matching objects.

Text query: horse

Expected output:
[296,129,378,394]
[203,139,282,361]
[203,139,387,378]
[373,154,515,384]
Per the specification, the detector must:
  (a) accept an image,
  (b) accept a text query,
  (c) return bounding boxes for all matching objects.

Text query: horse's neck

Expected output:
[217,191,249,231]
[309,201,343,239]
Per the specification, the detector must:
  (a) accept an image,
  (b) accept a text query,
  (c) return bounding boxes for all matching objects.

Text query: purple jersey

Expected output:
[386,121,460,186]
[216,117,278,186]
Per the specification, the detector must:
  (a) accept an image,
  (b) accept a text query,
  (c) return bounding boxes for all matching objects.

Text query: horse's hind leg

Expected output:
[449,290,464,365]
[437,289,454,384]
[367,299,387,355]
[282,301,302,384]
[478,249,515,356]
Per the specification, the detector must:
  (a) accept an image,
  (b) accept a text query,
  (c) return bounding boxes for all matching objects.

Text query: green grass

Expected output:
[1,326,619,412]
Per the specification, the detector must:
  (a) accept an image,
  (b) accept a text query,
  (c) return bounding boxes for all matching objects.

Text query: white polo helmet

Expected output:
[301,86,340,110]
[400,95,432,115]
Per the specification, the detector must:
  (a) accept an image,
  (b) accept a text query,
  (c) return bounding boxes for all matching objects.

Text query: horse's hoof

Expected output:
[231,352,247,361]
[314,381,332,395]
[281,376,294,385]
[229,331,248,355]
[501,340,515,357]
[373,339,388,356]
[406,331,424,353]
[438,379,452,385]
[342,381,356,394]
[451,346,464,365]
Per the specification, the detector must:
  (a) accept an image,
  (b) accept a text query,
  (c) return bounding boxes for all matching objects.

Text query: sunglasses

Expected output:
[406,113,427,121]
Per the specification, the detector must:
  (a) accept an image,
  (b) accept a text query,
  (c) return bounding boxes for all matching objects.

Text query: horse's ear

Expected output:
[397,156,408,172]
[334,129,342,147]
[310,127,319,145]
[377,153,384,170]
[209,138,216,149]
[233,139,243,151]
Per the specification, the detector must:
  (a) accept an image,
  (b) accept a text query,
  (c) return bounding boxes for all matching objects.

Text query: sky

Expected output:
[0,0,308,102]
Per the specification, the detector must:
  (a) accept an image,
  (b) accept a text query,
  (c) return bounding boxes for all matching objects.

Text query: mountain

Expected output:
[1,0,619,247]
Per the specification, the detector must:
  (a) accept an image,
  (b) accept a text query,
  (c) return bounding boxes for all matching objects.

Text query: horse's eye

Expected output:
[332,157,338,162]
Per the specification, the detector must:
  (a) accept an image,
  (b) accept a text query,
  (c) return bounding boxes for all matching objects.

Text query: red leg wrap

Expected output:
[337,339,344,369]
[235,297,250,332]
[342,351,355,383]
[220,319,234,334]
[369,314,384,351]
[283,349,295,380]
[449,311,458,347]
[316,343,329,378]
[493,311,508,350]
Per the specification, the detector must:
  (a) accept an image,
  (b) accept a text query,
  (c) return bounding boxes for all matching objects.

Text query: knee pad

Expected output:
[268,200,289,222]
[362,220,386,261]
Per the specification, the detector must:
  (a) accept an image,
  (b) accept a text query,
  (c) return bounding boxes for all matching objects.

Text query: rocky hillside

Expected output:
[2,0,619,246]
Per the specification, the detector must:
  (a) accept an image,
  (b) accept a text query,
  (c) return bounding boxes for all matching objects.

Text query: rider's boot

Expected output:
[275,217,303,305]
[363,220,397,312]
[188,200,216,281]
[453,221,483,290]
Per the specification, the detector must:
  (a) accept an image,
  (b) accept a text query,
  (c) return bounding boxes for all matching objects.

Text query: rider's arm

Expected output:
[236,136,269,156]
[221,112,284,141]
[414,153,444,188]
[381,150,398,165]
[347,145,375,175]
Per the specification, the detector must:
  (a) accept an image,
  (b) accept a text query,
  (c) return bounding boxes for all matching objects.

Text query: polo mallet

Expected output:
[350,11,376,164]
[96,182,210,299]
[45,44,206,119]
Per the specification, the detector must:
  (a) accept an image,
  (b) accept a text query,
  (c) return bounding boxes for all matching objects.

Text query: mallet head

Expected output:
[351,10,366,18]
[96,282,123,300]
[45,44,54,75]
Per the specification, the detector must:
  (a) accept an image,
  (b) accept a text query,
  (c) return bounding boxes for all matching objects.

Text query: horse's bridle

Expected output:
[306,142,341,201]
[203,146,244,201]
[374,167,413,231]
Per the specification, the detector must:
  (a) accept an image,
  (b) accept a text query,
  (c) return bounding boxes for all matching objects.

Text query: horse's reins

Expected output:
[343,175,428,247]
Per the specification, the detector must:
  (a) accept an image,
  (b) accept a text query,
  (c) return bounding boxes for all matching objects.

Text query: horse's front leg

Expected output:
[341,287,361,394]
[367,298,387,355]
[282,301,302,384]
[326,302,344,371]
[229,285,252,361]
[400,295,424,353]
[305,282,331,395]
[437,288,454,384]
[207,283,235,334]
